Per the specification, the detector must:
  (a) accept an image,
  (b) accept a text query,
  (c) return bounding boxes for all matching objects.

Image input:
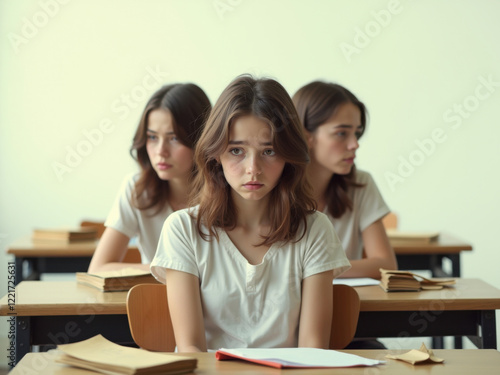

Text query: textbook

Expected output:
[76,268,160,292]
[385,229,439,243]
[380,269,456,292]
[215,347,384,368]
[56,334,197,375]
[32,227,98,243]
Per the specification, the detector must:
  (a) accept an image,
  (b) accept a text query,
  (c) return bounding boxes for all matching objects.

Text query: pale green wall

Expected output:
[1,0,499,358]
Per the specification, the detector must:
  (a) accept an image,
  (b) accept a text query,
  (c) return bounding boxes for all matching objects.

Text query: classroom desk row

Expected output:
[1,278,499,366]
[10,350,500,375]
[6,233,473,284]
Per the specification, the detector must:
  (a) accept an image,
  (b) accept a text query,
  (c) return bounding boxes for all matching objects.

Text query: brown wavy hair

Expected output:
[130,83,211,214]
[191,75,316,246]
[292,81,367,218]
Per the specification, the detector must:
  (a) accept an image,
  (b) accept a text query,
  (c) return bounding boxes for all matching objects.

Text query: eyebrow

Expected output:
[147,129,175,135]
[333,124,364,130]
[228,140,273,146]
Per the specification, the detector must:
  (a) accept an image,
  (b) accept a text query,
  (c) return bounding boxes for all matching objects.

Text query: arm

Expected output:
[88,227,149,272]
[166,269,207,352]
[341,219,398,279]
[298,270,333,349]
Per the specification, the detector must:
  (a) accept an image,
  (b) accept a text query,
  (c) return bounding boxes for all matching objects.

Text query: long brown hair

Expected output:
[130,83,211,213]
[191,75,316,246]
[292,81,367,218]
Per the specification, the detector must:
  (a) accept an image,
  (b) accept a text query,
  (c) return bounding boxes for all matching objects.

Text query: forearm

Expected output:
[340,257,397,279]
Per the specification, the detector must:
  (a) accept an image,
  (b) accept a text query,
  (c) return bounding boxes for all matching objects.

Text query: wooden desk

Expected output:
[6,237,139,284]
[391,233,472,278]
[2,279,499,366]
[7,233,470,285]
[10,350,500,375]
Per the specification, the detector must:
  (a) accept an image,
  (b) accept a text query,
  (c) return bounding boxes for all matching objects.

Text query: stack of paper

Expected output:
[56,335,196,375]
[380,269,455,292]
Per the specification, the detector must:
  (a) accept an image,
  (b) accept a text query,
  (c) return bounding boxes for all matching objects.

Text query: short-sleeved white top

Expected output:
[105,173,173,264]
[151,208,350,350]
[325,170,390,260]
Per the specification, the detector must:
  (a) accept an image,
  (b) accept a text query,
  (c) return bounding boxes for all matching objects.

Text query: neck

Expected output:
[307,160,334,210]
[167,177,190,211]
[231,192,271,229]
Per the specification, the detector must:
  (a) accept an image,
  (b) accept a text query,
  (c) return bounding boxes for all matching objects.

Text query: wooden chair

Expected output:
[126,283,360,352]
[382,212,398,229]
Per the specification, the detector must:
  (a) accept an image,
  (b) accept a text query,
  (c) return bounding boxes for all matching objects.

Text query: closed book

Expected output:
[76,268,160,292]
[32,227,98,242]
[386,229,439,243]
[56,334,196,375]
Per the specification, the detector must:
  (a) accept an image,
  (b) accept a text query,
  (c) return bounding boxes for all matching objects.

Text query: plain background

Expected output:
[1,0,499,360]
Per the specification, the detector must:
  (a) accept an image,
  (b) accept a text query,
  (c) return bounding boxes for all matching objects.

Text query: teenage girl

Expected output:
[151,76,350,351]
[88,83,211,272]
[293,81,397,280]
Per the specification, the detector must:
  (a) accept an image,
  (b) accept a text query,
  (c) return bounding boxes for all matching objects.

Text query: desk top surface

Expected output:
[2,278,500,317]
[10,350,500,375]
[6,236,137,256]
[6,233,471,257]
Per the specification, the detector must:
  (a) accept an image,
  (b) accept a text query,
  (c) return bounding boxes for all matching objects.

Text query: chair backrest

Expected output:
[330,284,360,349]
[126,283,360,352]
[382,212,398,229]
[126,283,175,352]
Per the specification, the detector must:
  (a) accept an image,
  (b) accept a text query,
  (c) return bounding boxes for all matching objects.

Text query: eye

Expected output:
[263,149,276,156]
[334,131,347,138]
[147,134,158,141]
[230,148,243,156]
[355,131,363,139]
[168,135,179,143]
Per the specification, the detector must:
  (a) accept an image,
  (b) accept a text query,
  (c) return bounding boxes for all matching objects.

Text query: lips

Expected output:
[243,181,263,190]
[157,163,172,170]
[343,156,355,164]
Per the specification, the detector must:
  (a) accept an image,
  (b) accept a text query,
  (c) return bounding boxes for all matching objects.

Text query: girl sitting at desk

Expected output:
[88,83,211,272]
[151,75,350,351]
[292,81,397,279]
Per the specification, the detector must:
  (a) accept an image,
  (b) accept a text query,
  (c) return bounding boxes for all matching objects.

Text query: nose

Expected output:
[348,135,360,151]
[246,154,262,176]
[158,139,170,157]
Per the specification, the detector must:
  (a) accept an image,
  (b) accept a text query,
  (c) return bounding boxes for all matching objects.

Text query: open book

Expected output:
[56,335,196,375]
[380,269,455,292]
[32,227,98,243]
[216,347,384,369]
[386,229,439,243]
[76,268,160,292]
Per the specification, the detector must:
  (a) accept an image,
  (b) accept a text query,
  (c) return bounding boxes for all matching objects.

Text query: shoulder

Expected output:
[353,169,375,184]
[164,206,199,228]
[305,211,335,232]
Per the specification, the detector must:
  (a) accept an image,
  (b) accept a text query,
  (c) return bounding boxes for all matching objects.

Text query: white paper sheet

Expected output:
[333,278,380,287]
[218,347,384,368]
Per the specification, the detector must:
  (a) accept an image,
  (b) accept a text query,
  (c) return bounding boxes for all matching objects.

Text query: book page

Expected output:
[333,278,380,287]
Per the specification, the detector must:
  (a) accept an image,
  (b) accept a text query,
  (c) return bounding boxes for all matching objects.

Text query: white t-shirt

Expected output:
[151,208,350,350]
[105,173,173,264]
[325,170,390,260]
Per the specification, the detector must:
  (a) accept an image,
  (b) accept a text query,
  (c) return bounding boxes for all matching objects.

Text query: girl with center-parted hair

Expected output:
[88,83,211,272]
[151,75,351,352]
[292,81,397,279]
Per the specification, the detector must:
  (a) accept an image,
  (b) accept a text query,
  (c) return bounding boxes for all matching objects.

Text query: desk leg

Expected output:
[480,310,497,349]
[14,258,24,285]
[16,316,31,365]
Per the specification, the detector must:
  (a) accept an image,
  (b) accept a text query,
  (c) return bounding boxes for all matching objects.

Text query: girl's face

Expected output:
[308,102,363,176]
[219,115,285,204]
[146,109,194,182]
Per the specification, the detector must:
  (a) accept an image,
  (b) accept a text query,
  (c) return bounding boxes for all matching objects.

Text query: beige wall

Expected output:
[1,0,499,358]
